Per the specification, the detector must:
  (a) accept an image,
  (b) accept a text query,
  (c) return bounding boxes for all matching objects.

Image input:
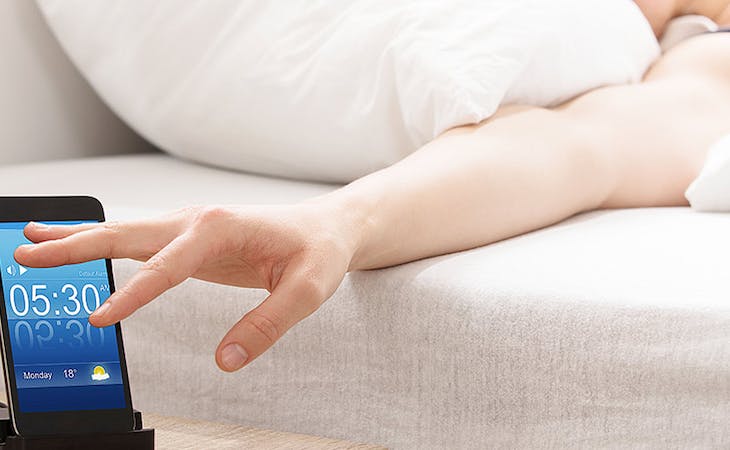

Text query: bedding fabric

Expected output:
[36,0,658,182]
[686,134,730,212]
[659,14,719,51]
[1,154,729,448]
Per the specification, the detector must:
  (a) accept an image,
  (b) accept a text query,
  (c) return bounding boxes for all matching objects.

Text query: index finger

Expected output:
[89,232,208,327]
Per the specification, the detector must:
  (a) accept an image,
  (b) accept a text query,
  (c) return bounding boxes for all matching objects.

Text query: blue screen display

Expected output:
[0,221,126,413]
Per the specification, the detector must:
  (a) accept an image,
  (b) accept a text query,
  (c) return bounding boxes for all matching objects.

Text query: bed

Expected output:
[1,154,728,448]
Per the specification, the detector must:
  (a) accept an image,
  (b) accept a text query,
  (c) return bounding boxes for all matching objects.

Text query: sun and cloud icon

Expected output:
[91,365,110,381]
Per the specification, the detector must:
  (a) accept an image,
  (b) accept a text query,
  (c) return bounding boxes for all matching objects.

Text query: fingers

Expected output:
[23,221,99,243]
[89,232,208,327]
[15,220,177,267]
[215,272,325,372]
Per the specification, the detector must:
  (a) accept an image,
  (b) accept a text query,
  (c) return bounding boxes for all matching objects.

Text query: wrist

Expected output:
[305,179,385,272]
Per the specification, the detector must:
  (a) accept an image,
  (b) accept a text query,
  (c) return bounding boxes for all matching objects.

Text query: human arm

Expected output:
[634,0,730,35]
[330,33,730,268]
[14,33,730,372]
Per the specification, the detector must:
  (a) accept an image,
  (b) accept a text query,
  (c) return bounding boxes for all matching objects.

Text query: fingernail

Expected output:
[92,301,111,320]
[28,222,49,231]
[221,343,248,371]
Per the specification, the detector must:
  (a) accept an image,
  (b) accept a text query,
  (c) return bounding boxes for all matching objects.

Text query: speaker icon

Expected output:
[5,265,27,277]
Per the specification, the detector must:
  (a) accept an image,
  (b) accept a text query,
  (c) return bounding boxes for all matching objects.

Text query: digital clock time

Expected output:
[7,284,102,317]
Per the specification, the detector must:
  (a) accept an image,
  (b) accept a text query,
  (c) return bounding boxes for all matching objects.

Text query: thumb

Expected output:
[215,273,325,371]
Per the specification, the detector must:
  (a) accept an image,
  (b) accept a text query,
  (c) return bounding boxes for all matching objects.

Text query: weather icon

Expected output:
[91,365,110,381]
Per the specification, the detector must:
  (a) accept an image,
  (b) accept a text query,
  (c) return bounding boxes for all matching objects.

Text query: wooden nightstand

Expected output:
[0,391,384,449]
[145,412,385,450]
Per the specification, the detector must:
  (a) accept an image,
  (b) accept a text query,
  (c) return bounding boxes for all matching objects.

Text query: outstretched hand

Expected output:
[14,204,359,372]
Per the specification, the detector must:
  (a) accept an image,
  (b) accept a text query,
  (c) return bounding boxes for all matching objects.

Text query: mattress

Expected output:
[1,154,729,448]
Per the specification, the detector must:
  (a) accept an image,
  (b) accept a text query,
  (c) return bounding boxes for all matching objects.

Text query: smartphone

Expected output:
[0,197,134,436]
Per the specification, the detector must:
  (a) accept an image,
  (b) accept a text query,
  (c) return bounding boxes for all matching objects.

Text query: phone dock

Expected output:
[0,404,154,449]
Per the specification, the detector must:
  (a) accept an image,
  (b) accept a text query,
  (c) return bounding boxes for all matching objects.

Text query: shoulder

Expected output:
[645,32,730,84]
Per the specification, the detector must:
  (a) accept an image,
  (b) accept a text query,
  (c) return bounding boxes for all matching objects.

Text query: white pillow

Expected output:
[37,0,658,183]
[686,135,730,212]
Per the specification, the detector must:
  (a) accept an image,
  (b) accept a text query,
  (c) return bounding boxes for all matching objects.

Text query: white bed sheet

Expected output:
[1,155,729,448]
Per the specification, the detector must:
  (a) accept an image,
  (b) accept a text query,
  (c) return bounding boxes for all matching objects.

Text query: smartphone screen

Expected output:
[0,221,126,413]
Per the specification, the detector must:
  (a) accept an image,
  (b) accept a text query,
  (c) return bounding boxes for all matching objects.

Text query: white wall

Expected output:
[0,0,155,165]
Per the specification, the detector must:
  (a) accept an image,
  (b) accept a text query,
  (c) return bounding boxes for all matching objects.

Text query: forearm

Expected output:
[316,107,612,270]
[319,34,730,271]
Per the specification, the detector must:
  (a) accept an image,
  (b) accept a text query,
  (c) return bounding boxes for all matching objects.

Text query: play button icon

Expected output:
[5,265,27,276]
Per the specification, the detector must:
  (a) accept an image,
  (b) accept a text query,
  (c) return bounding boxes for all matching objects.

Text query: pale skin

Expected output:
[14,0,730,372]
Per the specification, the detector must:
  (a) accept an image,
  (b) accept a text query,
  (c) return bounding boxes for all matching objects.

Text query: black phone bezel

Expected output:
[0,196,134,436]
